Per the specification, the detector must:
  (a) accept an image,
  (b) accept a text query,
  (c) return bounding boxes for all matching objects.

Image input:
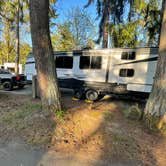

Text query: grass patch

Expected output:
[0,100,56,146]
[56,109,67,119]
[0,102,41,125]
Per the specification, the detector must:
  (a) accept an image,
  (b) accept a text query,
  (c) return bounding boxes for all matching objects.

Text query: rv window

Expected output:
[80,56,102,69]
[56,56,73,69]
[91,56,102,69]
[121,52,135,60]
[80,56,90,69]
[119,69,134,77]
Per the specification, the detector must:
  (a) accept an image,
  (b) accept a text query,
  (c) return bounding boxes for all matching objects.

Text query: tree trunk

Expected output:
[145,0,166,117]
[102,23,108,48]
[102,0,109,48]
[15,0,20,74]
[4,20,10,62]
[29,0,62,111]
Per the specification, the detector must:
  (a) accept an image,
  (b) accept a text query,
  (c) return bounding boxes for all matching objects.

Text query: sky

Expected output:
[55,0,96,23]
[23,0,97,45]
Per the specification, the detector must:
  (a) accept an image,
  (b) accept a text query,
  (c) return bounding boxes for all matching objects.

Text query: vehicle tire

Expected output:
[85,89,99,101]
[74,89,84,99]
[18,84,25,89]
[3,81,13,91]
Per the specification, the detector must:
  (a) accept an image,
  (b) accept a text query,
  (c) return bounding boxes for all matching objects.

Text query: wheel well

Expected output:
[85,87,100,94]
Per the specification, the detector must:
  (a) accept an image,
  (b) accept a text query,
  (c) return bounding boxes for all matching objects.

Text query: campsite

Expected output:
[0,0,166,166]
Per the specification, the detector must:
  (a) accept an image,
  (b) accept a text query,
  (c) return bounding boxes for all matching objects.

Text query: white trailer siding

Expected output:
[73,50,109,82]
[108,48,157,92]
[24,48,158,94]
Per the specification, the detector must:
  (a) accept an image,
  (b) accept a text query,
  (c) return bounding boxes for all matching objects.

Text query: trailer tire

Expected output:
[74,89,84,99]
[85,89,99,101]
[3,81,13,91]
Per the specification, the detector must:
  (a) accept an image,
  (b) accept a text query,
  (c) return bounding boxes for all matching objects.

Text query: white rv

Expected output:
[24,48,158,100]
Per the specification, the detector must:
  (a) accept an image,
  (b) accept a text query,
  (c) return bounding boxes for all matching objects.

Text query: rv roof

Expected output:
[27,47,158,58]
[54,47,158,56]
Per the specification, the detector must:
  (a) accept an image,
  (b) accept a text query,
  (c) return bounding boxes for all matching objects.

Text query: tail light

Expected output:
[16,76,20,81]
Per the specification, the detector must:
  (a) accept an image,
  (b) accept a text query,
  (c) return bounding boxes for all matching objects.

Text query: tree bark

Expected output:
[102,0,109,48]
[15,0,20,74]
[145,0,166,117]
[102,22,108,48]
[29,0,62,111]
[4,20,10,62]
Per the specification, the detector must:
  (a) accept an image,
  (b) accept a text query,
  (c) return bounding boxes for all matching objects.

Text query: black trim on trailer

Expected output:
[25,61,35,64]
[54,50,83,56]
[57,78,128,94]
[115,56,158,66]
[127,82,152,86]
[105,56,111,82]
[73,51,83,56]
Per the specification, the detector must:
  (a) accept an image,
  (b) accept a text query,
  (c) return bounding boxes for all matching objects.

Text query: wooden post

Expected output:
[32,75,37,98]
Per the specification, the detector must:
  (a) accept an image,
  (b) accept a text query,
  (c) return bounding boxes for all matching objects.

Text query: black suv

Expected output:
[0,69,27,91]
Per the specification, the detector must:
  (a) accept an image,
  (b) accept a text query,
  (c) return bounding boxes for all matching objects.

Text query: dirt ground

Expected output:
[0,90,166,166]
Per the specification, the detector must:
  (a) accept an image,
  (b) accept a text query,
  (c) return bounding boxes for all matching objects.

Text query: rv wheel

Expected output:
[74,89,84,99]
[85,89,99,101]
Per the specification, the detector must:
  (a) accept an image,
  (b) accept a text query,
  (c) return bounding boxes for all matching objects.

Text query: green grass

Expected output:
[56,109,67,119]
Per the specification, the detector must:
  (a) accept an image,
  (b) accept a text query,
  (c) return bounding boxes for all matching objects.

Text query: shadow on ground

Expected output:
[0,90,166,166]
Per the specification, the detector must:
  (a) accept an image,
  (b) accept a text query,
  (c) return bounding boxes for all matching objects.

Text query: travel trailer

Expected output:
[24,48,158,100]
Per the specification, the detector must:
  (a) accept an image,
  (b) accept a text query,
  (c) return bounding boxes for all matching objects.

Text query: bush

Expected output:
[124,105,142,121]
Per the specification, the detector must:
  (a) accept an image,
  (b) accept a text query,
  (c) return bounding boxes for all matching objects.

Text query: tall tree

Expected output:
[0,1,16,64]
[15,0,20,74]
[85,0,128,48]
[145,0,166,124]
[85,0,110,48]
[86,0,161,48]
[67,7,96,49]
[51,22,77,51]
[0,0,28,73]
[29,0,62,111]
